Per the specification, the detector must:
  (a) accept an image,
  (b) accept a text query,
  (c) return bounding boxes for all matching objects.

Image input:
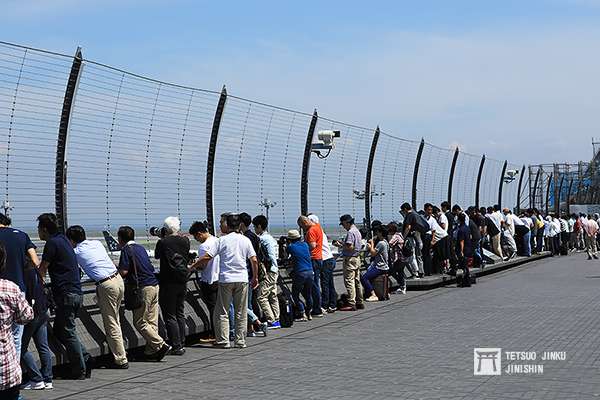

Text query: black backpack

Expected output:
[486,216,500,236]
[276,276,294,328]
[163,245,191,284]
[402,236,415,258]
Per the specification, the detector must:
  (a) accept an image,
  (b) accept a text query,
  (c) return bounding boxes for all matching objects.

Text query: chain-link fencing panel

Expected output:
[0,42,72,231]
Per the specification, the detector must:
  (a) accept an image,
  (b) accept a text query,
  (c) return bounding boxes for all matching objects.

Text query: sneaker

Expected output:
[149,344,171,361]
[247,331,257,337]
[44,382,53,390]
[321,307,328,314]
[169,347,186,356]
[338,305,356,311]
[260,322,268,337]
[393,288,406,294]
[365,294,379,302]
[588,256,592,260]
[213,342,231,349]
[267,321,281,330]
[21,381,46,390]
[197,336,216,344]
[327,307,337,313]
[311,312,325,318]
[234,343,247,349]
[106,361,129,369]
[306,312,312,321]
[413,275,420,280]
[594,254,599,260]
[294,315,308,322]
[356,303,365,310]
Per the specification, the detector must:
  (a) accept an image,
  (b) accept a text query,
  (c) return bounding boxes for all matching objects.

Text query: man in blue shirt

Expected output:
[67,225,128,369]
[0,213,38,371]
[286,230,313,322]
[117,226,170,361]
[37,213,92,379]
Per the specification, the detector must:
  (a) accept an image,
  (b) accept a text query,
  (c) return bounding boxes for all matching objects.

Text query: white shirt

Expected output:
[211,232,256,283]
[427,215,448,241]
[73,239,117,282]
[198,235,220,284]
[438,213,449,231]
[321,231,334,260]
[490,211,503,231]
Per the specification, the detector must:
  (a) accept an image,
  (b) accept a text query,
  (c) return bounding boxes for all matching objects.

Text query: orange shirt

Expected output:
[305,224,323,260]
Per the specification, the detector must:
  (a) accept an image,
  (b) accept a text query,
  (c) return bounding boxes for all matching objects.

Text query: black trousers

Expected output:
[0,385,19,400]
[422,235,433,276]
[159,283,187,349]
[198,281,218,335]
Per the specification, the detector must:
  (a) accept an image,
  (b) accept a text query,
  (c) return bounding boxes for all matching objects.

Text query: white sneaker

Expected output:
[365,294,379,302]
[394,288,406,294]
[413,275,420,280]
[21,381,45,390]
[44,382,53,390]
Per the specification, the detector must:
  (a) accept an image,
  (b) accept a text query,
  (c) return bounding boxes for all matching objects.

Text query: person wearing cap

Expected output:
[66,225,128,368]
[307,214,338,313]
[285,229,314,321]
[333,214,363,311]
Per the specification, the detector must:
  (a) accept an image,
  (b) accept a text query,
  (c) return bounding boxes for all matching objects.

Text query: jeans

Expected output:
[389,259,406,290]
[21,312,52,383]
[11,323,23,356]
[522,231,532,256]
[310,259,323,314]
[198,281,218,335]
[536,230,544,253]
[360,265,386,294]
[53,292,91,375]
[159,283,187,350]
[320,258,337,309]
[292,270,313,314]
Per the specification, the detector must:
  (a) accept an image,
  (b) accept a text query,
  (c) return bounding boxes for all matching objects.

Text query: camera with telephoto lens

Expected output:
[277,236,290,267]
[149,226,167,238]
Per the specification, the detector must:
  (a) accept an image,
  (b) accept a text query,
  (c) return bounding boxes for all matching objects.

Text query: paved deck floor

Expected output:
[25,253,600,400]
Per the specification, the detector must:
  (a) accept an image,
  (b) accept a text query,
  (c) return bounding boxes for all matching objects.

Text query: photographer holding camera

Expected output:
[153,217,191,355]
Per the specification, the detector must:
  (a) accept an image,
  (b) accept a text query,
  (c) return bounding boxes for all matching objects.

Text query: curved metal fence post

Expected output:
[55,46,83,233]
[300,110,318,216]
[531,167,541,209]
[412,138,425,210]
[447,147,459,205]
[205,86,228,235]
[364,126,380,231]
[515,165,525,214]
[498,160,508,208]
[475,154,486,209]
[556,175,565,215]
[545,173,553,215]
[566,178,574,215]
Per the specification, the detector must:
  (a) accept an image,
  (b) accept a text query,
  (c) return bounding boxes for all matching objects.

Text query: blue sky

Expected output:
[2,0,600,164]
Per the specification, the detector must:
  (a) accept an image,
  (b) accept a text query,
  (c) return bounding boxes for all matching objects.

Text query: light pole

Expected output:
[259,198,277,221]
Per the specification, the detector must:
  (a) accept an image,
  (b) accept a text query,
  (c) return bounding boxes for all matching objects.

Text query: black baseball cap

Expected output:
[339,214,354,225]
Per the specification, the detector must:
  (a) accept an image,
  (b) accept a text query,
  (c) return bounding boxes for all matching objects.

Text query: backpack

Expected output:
[402,236,415,258]
[276,276,294,328]
[486,216,500,236]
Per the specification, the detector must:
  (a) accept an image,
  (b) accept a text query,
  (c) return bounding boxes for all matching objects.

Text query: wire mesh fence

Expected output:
[0,41,532,239]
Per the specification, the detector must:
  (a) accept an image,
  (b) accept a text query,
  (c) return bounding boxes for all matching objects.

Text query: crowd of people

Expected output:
[0,203,597,399]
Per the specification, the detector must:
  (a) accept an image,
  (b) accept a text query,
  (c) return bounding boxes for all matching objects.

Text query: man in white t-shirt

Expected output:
[189,221,220,342]
[193,214,258,349]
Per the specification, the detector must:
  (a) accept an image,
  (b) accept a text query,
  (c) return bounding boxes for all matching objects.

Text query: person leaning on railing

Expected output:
[154,217,191,356]
[37,213,93,380]
[66,225,128,369]
[117,226,171,361]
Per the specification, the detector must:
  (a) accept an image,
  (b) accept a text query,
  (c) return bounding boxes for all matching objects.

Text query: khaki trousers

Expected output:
[491,234,503,258]
[343,256,363,306]
[96,274,127,365]
[132,285,165,354]
[256,264,280,323]
[214,282,248,346]
[585,234,597,257]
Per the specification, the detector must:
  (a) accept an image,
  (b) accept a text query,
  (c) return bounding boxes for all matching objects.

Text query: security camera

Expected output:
[317,130,341,146]
[311,130,341,158]
[506,169,519,178]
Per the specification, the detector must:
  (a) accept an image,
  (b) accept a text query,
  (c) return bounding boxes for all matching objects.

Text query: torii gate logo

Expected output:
[474,348,502,375]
